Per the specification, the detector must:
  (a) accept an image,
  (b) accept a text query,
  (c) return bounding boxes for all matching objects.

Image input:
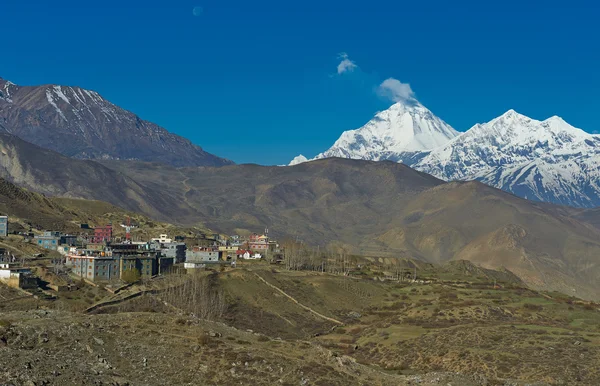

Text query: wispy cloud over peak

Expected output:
[377,78,415,102]
[336,53,357,75]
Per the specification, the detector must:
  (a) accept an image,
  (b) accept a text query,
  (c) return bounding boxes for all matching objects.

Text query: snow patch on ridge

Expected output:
[289,154,308,166]
[45,89,67,121]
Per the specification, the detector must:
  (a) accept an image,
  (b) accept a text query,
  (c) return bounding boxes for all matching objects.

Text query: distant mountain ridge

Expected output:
[1,128,600,299]
[101,158,600,301]
[415,110,600,207]
[292,101,600,208]
[0,77,232,167]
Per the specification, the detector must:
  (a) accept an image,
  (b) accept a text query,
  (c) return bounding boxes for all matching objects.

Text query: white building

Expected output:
[151,234,172,244]
[0,263,35,288]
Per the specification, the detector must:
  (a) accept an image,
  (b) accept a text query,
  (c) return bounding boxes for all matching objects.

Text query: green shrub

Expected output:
[121,268,141,284]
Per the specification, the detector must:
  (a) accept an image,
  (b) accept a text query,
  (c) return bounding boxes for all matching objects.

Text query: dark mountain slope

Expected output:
[0,77,232,167]
[102,158,600,299]
[371,181,600,299]
[100,158,444,244]
[0,133,197,222]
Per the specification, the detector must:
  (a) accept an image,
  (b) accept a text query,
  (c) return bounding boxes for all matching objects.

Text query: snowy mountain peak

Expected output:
[0,78,16,103]
[488,109,533,125]
[289,154,308,166]
[290,95,600,208]
[544,115,565,124]
[312,100,459,163]
[414,110,600,207]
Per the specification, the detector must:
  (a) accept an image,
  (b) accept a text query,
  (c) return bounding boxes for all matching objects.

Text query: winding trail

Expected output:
[252,272,344,325]
[177,170,193,208]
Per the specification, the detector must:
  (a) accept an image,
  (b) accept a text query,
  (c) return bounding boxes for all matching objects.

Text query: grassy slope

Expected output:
[2,263,599,384]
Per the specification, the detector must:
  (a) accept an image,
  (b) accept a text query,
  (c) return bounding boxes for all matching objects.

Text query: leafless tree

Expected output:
[160,272,226,320]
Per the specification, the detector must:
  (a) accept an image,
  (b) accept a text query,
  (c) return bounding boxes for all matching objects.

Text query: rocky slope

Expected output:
[0,173,200,238]
[0,77,232,167]
[0,133,196,222]
[368,180,600,300]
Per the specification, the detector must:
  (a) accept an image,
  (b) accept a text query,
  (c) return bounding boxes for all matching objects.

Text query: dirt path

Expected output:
[177,170,193,207]
[253,272,344,325]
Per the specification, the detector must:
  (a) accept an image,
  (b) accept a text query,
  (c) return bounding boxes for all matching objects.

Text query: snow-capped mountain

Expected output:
[297,99,459,164]
[0,77,232,167]
[291,102,600,208]
[414,110,600,207]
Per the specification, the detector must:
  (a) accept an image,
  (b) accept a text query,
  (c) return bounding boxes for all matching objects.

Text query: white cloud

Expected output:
[336,53,357,75]
[377,78,415,102]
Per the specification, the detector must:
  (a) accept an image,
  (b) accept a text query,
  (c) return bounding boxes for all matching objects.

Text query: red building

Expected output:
[93,225,113,243]
[248,233,269,251]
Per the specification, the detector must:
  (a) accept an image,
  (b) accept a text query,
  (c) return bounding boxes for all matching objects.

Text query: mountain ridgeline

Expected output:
[101,158,600,301]
[292,101,600,208]
[1,122,600,299]
[2,76,600,300]
[0,78,232,167]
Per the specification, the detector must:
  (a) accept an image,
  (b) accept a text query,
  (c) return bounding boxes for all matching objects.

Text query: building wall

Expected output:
[249,242,268,250]
[119,257,157,278]
[93,226,113,243]
[67,256,120,281]
[68,253,160,282]
[92,258,119,281]
[0,216,8,237]
[0,269,36,289]
[186,250,222,263]
[60,235,78,246]
[162,243,186,263]
[35,237,59,250]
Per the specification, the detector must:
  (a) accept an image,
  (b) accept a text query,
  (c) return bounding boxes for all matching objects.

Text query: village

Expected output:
[0,215,283,292]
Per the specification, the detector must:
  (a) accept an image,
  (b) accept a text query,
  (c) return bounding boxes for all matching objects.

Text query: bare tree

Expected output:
[160,272,226,320]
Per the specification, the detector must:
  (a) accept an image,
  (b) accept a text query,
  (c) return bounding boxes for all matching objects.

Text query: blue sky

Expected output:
[2,0,599,165]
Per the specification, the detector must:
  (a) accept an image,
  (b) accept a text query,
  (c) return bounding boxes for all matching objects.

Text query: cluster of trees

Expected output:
[160,272,226,320]
[281,240,355,275]
[281,240,419,282]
